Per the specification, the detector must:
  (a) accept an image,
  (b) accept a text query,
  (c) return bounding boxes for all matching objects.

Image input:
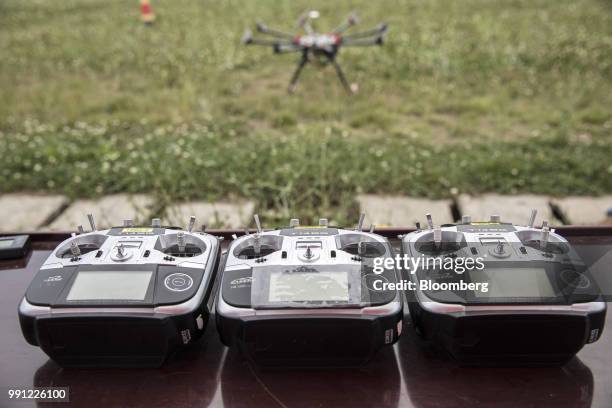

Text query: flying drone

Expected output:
[242,10,388,93]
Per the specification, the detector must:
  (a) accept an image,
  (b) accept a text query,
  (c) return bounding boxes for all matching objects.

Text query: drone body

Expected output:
[243,11,387,93]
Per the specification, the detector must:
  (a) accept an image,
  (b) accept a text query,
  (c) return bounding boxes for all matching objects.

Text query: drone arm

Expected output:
[273,44,303,54]
[341,35,384,47]
[242,30,293,47]
[255,21,295,40]
[341,23,387,40]
[333,12,360,34]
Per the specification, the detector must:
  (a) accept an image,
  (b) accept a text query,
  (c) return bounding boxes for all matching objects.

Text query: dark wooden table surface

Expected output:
[1,229,611,408]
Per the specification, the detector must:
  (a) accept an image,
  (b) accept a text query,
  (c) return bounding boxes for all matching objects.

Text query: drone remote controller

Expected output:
[19,214,221,367]
[402,210,606,365]
[216,214,403,367]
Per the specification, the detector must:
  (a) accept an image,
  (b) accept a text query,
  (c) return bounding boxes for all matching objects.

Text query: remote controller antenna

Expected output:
[151,218,161,228]
[187,216,196,232]
[490,215,501,223]
[177,231,186,253]
[433,227,442,248]
[254,214,263,234]
[319,218,329,227]
[369,224,375,233]
[77,225,85,234]
[87,214,97,231]
[426,213,434,230]
[357,212,365,231]
[462,215,471,224]
[123,219,133,227]
[290,218,300,228]
[528,209,537,228]
[70,241,81,257]
[540,222,550,251]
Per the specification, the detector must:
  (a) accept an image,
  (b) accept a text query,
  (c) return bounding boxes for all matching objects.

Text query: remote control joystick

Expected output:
[516,220,569,255]
[70,241,81,257]
[414,227,466,256]
[19,214,221,367]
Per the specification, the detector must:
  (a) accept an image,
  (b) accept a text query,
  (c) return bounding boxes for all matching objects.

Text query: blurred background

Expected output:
[0,0,610,230]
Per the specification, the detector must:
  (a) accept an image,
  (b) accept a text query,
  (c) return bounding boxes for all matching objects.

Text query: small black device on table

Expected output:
[18,215,221,367]
[402,211,606,366]
[216,214,403,367]
[0,234,31,260]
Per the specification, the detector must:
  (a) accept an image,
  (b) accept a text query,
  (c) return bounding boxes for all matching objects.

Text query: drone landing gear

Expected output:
[288,53,309,94]
[330,56,355,94]
[287,52,357,94]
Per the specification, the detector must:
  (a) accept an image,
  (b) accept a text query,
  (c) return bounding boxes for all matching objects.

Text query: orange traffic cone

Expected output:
[140,0,155,25]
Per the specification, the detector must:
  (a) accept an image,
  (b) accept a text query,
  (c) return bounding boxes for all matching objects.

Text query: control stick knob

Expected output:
[290,218,300,228]
[319,218,329,227]
[70,241,81,257]
[304,246,314,259]
[116,244,126,258]
[123,219,133,227]
[462,215,471,224]
[540,224,550,251]
[253,233,262,256]
[433,227,442,248]
[490,215,501,223]
[151,218,161,227]
[495,241,506,254]
[177,231,186,253]
[77,225,85,234]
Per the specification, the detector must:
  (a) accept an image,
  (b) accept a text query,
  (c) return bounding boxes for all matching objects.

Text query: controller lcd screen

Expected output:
[268,271,349,302]
[0,239,14,249]
[470,267,555,298]
[67,271,152,301]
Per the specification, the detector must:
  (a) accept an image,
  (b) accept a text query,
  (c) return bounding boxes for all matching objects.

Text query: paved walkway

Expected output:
[0,193,610,232]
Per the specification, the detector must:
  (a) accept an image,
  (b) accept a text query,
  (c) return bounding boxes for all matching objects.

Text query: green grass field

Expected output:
[1,0,611,224]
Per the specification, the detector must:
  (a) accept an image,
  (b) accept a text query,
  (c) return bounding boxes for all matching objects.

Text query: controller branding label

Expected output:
[230,277,253,288]
[588,329,600,343]
[120,228,154,235]
[457,224,516,233]
[181,329,191,344]
[384,329,393,344]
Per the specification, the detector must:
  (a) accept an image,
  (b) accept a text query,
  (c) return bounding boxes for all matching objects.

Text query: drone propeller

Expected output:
[241,29,254,44]
[297,10,319,34]
[333,12,360,34]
